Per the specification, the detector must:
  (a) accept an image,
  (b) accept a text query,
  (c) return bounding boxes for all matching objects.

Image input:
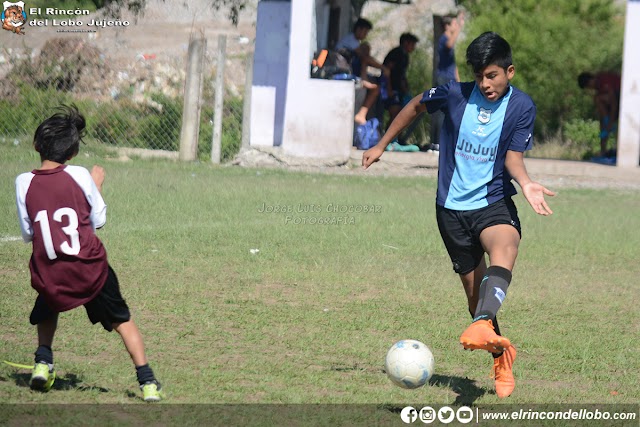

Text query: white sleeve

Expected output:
[15,173,35,243]
[65,166,107,229]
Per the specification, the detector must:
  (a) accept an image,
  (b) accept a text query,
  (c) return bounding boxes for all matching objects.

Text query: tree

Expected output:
[457,0,624,138]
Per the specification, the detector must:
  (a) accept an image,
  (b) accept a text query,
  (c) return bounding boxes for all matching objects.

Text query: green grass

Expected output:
[0,140,638,422]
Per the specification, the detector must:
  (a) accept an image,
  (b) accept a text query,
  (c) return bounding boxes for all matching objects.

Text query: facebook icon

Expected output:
[400,406,418,424]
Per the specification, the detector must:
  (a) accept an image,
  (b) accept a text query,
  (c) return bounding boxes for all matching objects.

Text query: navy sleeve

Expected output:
[508,104,536,152]
[420,82,452,114]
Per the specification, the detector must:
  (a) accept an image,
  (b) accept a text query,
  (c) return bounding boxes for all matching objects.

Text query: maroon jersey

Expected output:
[595,72,621,94]
[16,165,108,312]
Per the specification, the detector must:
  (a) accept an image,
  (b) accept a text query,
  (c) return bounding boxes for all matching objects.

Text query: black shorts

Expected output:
[30,265,131,332]
[436,197,521,275]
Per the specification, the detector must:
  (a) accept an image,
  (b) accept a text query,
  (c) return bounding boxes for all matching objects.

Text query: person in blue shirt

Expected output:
[335,18,389,82]
[362,32,555,398]
[431,11,465,151]
[335,18,389,126]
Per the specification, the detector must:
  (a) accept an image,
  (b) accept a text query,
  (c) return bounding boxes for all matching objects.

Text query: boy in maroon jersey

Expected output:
[578,71,621,157]
[15,105,163,402]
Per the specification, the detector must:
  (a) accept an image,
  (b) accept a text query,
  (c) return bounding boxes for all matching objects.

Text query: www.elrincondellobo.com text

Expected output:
[398,405,638,424]
[480,408,637,422]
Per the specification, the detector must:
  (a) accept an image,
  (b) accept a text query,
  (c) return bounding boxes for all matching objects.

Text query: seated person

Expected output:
[335,18,389,125]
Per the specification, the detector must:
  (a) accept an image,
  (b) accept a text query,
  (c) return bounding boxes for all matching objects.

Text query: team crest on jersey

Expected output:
[477,107,491,124]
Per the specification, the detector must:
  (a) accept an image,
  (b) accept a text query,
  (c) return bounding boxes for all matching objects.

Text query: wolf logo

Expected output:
[2,1,26,35]
[477,107,491,124]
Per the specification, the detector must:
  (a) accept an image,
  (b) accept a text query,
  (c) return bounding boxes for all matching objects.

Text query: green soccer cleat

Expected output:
[140,380,163,402]
[30,362,55,392]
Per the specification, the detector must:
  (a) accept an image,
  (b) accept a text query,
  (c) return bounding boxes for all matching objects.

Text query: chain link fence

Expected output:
[0,34,248,162]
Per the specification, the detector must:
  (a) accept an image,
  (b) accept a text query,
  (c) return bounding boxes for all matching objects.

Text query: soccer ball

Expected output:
[385,339,435,389]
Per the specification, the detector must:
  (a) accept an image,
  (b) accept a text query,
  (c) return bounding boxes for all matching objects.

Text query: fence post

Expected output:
[211,35,227,164]
[241,53,254,149]
[179,36,206,161]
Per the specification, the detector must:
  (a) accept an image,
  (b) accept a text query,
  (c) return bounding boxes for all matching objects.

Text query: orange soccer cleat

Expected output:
[459,319,511,353]
[493,345,517,398]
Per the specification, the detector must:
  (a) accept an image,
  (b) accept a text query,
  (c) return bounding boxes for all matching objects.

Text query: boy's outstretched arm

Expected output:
[505,150,555,216]
[362,94,426,169]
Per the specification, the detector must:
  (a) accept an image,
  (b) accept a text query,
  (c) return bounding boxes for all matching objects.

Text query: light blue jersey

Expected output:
[421,82,535,210]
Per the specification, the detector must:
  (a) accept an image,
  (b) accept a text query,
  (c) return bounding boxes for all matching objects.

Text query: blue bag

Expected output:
[354,118,380,150]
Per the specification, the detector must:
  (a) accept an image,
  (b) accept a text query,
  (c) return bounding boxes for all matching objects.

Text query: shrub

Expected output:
[139,93,182,151]
[0,85,73,139]
[198,96,243,162]
[458,0,624,139]
[562,118,600,158]
[92,100,144,146]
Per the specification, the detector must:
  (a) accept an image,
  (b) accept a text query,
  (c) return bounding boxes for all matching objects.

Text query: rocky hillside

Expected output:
[361,0,458,62]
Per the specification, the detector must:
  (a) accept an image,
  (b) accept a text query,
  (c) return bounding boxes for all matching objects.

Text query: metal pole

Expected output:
[211,34,227,164]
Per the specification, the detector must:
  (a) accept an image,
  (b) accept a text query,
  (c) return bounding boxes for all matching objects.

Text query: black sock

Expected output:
[473,266,512,322]
[492,316,502,336]
[136,364,156,385]
[34,345,53,365]
[491,317,503,358]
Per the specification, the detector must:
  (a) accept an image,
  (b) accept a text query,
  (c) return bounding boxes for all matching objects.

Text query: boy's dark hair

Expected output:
[466,32,512,74]
[353,17,373,32]
[34,104,86,163]
[577,72,594,89]
[400,32,419,45]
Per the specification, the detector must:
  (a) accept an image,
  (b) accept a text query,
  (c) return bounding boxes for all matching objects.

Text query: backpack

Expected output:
[311,49,352,79]
[354,118,380,150]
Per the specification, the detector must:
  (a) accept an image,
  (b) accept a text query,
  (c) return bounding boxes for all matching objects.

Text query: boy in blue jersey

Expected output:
[362,32,555,398]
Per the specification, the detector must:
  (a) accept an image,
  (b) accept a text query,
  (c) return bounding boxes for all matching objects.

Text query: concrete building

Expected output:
[618,0,640,167]
[250,0,356,164]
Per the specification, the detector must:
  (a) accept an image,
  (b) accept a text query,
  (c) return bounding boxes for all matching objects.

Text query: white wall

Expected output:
[617,0,640,167]
[281,0,354,161]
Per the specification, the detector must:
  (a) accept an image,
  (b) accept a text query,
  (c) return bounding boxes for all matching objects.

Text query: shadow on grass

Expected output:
[7,371,110,393]
[429,373,486,405]
[383,373,486,412]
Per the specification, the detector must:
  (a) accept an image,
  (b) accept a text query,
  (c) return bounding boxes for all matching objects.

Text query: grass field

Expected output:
[0,140,638,424]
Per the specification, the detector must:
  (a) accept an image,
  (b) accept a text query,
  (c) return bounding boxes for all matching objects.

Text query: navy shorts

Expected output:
[436,198,521,275]
[30,265,131,332]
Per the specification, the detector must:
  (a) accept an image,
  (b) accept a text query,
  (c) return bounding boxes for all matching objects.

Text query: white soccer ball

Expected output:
[385,339,435,389]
